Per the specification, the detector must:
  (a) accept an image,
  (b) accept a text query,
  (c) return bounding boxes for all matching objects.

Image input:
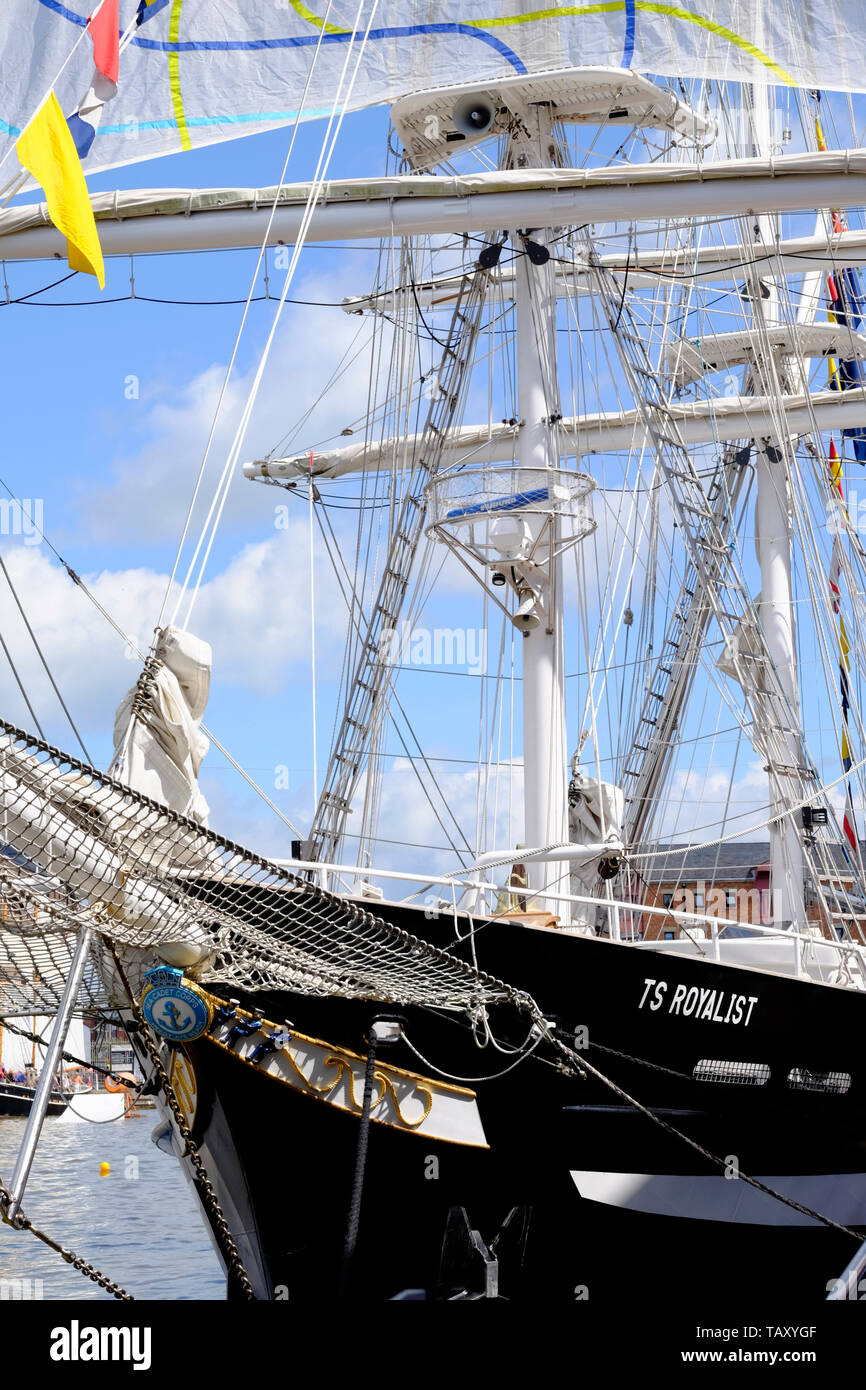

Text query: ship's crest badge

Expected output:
[141,967,212,1042]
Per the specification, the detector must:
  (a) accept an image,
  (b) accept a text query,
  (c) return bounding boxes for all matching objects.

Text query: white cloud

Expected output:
[334,755,524,885]
[654,759,772,843]
[0,514,351,741]
[73,265,377,546]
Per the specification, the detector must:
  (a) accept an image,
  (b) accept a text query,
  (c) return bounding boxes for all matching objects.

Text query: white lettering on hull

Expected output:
[639,977,758,1026]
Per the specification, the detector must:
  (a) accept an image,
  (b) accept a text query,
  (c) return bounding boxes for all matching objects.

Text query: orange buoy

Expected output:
[99,1161,110,1177]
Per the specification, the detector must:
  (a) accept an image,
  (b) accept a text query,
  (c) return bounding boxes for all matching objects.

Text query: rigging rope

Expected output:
[547,1029,865,1242]
[0,716,525,1013]
[156,0,340,636]
[0,624,45,741]
[0,469,305,842]
[0,549,91,762]
[177,0,382,632]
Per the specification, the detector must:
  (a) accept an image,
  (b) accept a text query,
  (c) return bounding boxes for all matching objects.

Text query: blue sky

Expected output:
[1,97,553,884]
[1,107,402,860]
[4,80,866,890]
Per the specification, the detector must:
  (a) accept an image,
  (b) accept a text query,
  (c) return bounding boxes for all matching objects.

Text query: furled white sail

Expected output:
[563,772,623,931]
[3,2,866,179]
[110,625,211,824]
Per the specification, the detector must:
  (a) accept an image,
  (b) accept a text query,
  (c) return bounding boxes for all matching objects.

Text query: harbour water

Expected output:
[0,1112,223,1300]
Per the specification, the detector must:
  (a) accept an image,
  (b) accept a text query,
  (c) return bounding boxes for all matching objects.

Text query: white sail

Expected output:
[0,1016,88,1072]
[4,2,866,179]
[110,625,212,824]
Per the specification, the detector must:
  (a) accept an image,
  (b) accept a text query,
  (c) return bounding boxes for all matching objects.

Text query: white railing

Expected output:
[273,856,866,990]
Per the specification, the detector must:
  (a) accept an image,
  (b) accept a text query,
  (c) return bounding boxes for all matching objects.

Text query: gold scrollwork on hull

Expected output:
[374,1071,433,1129]
[273,1041,431,1130]
[195,988,486,1146]
[280,1045,339,1097]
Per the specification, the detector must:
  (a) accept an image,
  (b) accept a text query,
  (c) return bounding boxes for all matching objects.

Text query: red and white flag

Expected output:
[67,0,120,159]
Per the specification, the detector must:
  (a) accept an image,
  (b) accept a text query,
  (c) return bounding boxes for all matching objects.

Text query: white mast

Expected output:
[510,109,569,904]
[754,443,805,927]
[749,81,806,929]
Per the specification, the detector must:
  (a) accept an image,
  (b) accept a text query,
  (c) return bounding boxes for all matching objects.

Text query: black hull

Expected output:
[152,906,866,1301]
[0,1082,68,1117]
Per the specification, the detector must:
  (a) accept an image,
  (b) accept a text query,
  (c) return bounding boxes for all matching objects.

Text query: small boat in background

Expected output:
[0,1075,68,1119]
[0,1011,90,1118]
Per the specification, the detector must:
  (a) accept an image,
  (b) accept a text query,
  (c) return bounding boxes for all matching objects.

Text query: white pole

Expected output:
[749,82,805,930]
[5,925,93,1220]
[511,116,568,911]
[755,444,805,928]
[5,158,866,259]
[248,388,866,480]
[308,452,318,810]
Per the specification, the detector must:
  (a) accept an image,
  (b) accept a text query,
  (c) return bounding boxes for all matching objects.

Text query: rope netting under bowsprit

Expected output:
[0,722,516,1012]
[0,915,107,1015]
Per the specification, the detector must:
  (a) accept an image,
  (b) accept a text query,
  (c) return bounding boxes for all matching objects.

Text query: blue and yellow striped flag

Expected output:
[16,91,104,288]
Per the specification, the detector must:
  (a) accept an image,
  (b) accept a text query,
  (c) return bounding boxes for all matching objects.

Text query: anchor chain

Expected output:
[106,940,256,1300]
[0,1177,133,1299]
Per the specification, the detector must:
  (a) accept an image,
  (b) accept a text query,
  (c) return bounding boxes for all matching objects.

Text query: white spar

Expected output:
[5,151,866,259]
[342,230,866,313]
[244,386,866,481]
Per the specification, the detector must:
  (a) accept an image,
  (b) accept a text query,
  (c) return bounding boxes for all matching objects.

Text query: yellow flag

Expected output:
[16,92,104,289]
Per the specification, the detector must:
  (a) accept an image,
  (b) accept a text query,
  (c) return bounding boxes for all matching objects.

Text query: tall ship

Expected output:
[2,0,866,1302]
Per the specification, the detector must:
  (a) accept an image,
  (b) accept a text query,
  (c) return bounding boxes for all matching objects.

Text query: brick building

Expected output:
[638,841,866,942]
